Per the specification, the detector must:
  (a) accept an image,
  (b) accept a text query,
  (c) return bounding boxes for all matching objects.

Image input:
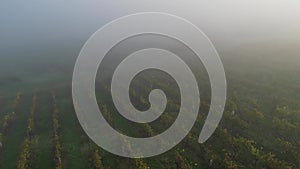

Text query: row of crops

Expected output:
[0,88,210,169]
[0,79,299,169]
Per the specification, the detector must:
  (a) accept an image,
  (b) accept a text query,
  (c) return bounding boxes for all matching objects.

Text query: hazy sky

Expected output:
[1,0,299,52]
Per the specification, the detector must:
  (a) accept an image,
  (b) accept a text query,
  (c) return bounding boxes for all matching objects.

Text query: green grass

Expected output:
[0,96,13,122]
[0,93,31,169]
[57,91,89,169]
[34,92,54,169]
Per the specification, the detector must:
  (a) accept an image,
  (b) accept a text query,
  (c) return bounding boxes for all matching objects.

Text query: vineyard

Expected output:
[0,67,299,169]
[0,52,299,169]
[2,1,300,168]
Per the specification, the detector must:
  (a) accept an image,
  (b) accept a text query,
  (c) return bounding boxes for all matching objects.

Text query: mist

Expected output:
[1,0,300,92]
[1,0,299,50]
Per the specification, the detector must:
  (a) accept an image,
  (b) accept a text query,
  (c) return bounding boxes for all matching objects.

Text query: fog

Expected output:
[1,0,299,49]
[0,0,300,77]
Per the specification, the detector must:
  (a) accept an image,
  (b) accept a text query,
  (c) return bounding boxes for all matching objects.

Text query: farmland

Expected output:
[0,50,299,169]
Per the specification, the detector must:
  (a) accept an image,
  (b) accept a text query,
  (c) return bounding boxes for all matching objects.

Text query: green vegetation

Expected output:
[52,91,63,169]
[17,94,37,169]
[0,54,299,169]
